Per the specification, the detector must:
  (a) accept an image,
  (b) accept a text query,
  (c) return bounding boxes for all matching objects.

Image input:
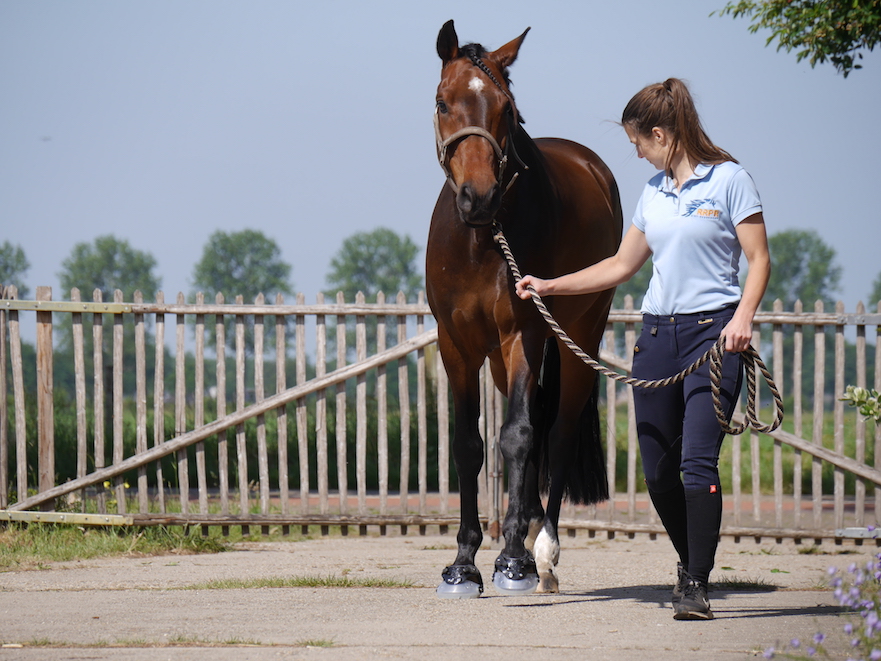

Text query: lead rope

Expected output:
[492,221,783,435]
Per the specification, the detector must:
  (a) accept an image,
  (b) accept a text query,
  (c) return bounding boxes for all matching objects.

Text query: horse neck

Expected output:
[500,126,557,221]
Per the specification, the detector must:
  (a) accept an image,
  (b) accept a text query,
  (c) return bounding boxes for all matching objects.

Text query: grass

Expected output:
[0,523,227,570]
[184,574,416,590]
[713,575,779,591]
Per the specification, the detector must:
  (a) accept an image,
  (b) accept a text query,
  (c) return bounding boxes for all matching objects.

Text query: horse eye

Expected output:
[436,100,448,114]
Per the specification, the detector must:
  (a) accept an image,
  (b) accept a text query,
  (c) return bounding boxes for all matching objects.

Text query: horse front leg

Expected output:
[492,369,542,595]
[436,354,486,599]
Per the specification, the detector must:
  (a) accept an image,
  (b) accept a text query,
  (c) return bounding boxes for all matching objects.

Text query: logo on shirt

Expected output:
[684,199,721,218]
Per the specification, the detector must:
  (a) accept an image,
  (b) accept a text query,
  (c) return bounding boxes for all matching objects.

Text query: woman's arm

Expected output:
[722,213,771,352]
[515,226,651,299]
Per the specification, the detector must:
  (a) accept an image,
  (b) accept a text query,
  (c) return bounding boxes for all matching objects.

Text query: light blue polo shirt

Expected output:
[632,161,762,315]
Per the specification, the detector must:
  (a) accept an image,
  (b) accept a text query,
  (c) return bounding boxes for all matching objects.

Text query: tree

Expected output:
[717,0,881,77]
[765,229,841,308]
[191,230,293,355]
[870,270,881,307]
[191,229,293,302]
[56,236,163,425]
[59,234,160,302]
[0,241,31,298]
[324,227,423,369]
[325,227,423,302]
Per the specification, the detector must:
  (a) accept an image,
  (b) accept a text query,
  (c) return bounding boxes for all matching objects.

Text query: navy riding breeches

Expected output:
[631,306,743,492]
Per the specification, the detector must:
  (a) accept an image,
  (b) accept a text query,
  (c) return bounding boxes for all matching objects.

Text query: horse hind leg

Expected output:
[533,519,561,593]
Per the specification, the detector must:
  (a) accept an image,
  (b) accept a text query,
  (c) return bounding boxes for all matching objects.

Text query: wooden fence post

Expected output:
[36,286,54,511]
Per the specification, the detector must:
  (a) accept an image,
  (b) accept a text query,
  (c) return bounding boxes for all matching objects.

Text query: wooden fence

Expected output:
[1,285,880,543]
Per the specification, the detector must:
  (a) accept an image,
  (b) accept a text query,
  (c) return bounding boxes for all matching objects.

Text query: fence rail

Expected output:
[1,285,880,543]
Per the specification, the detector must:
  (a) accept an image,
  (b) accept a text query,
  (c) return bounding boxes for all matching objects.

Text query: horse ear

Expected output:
[437,20,459,63]
[492,27,530,69]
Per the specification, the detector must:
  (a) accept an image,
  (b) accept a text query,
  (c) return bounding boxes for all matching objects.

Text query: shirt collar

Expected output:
[659,162,714,193]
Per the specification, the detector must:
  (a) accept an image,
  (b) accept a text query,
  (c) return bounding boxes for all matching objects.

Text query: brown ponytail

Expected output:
[621,78,736,174]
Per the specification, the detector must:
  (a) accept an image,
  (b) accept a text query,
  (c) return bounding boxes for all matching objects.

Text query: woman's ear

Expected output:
[651,126,669,145]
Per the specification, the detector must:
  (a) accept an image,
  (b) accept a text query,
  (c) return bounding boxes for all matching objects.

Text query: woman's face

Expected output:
[625,125,670,171]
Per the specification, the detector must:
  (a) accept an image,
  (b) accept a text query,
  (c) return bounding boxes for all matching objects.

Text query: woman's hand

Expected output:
[515,275,547,300]
[721,314,753,353]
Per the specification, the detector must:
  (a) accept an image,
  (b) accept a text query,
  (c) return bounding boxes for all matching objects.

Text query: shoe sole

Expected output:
[673,610,714,621]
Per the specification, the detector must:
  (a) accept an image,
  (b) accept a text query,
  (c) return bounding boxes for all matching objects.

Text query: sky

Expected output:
[2,0,880,313]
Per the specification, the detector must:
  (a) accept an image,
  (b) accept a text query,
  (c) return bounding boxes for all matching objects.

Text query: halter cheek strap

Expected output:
[433,108,526,196]
[434,109,509,194]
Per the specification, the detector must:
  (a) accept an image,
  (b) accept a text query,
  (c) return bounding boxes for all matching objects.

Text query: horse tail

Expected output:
[570,378,609,505]
[536,338,609,506]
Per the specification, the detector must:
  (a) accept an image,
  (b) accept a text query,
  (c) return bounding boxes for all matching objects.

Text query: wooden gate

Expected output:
[1,285,880,543]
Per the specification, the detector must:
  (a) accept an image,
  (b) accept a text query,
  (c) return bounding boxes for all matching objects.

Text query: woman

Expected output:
[515,78,771,620]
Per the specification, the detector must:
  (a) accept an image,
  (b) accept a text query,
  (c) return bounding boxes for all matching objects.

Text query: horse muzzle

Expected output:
[456,181,502,227]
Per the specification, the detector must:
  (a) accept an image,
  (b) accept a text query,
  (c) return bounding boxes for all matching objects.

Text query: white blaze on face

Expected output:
[468,76,486,93]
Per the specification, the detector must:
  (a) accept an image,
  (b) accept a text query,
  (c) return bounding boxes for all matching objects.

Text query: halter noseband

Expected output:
[434,52,528,196]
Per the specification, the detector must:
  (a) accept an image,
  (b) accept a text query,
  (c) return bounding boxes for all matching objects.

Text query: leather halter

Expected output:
[433,55,528,196]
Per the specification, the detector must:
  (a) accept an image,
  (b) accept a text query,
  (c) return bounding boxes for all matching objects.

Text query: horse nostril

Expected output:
[457,185,475,213]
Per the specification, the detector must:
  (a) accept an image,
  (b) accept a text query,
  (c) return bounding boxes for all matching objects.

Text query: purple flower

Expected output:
[790,639,800,648]
[870,649,881,660]
[763,648,775,659]
[806,647,816,656]
[850,563,859,574]
[844,623,854,634]
[813,633,825,644]
[829,566,839,576]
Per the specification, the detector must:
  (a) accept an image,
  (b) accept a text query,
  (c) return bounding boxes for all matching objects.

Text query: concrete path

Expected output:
[0,532,871,660]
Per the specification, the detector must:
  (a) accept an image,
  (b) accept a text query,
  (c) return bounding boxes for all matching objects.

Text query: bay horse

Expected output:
[427,20,623,597]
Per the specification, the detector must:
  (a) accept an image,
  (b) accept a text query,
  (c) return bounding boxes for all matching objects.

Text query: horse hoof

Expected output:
[437,565,484,599]
[436,580,483,599]
[492,554,539,595]
[536,572,559,594]
[492,571,539,595]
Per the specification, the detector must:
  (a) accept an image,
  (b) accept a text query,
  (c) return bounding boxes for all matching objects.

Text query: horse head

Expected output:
[435,20,530,228]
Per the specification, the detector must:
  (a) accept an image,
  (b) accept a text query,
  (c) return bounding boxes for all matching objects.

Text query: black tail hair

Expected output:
[536,339,609,506]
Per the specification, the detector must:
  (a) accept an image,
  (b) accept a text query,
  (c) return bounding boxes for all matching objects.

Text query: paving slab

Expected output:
[0,532,873,660]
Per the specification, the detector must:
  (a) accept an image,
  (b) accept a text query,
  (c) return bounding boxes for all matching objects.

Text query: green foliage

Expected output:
[190,229,293,354]
[0,240,31,298]
[54,236,163,415]
[841,385,881,422]
[765,229,841,307]
[59,235,160,301]
[190,229,293,302]
[324,227,422,302]
[717,0,881,77]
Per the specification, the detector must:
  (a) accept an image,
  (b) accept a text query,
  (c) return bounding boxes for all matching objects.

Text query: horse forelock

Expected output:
[459,43,514,91]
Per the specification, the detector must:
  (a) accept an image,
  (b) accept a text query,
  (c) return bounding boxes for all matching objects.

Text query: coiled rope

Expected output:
[492,221,783,435]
